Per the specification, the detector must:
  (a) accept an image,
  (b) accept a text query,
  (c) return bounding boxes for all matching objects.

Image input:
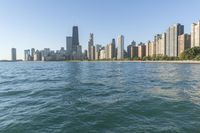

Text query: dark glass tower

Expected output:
[72,26,79,53]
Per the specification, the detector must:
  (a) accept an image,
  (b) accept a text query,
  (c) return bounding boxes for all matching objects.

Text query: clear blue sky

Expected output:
[0,0,200,60]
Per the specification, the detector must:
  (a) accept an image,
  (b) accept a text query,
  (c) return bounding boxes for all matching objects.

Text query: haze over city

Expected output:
[1,0,200,60]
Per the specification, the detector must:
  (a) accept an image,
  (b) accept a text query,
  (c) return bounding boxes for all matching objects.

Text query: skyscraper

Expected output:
[178,34,191,56]
[24,49,30,61]
[72,26,79,53]
[166,23,184,57]
[95,44,102,60]
[191,21,200,47]
[11,48,16,61]
[88,33,95,60]
[31,48,35,61]
[127,44,138,59]
[117,35,124,60]
[138,43,146,58]
[111,39,116,58]
[66,36,72,54]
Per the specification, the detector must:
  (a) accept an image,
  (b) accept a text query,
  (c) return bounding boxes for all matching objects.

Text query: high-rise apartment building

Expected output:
[127,44,138,59]
[191,21,200,47]
[166,23,184,57]
[178,34,191,56]
[154,33,166,56]
[146,41,153,57]
[117,35,124,60]
[138,44,146,58]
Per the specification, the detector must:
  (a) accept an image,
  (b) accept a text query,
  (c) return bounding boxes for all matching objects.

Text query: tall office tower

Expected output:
[31,48,35,61]
[191,21,200,47]
[24,49,31,61]
[117,35,124,60]
[111,39,116,58]
[11,48,17,61]
[91,45,95,60]
[83,50,88,60]
[88,33,94,60]
[95,44,102,60]
[99,48,106,60]
[166,23,184,57]
[76,45,82,59]
[66,36,73,54]
[108,43,113,59]
[178,34,191,56]
[105,44,109,59]
[34,50,42,61]
[72,26,79,53]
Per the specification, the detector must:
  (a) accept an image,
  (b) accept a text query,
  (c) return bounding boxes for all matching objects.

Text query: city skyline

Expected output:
[1,0,200,60]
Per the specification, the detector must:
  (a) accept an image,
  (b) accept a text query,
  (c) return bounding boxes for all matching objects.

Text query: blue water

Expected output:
[0,62,200,133]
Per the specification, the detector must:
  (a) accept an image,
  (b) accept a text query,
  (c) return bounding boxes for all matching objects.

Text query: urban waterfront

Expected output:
[1,62,200,132]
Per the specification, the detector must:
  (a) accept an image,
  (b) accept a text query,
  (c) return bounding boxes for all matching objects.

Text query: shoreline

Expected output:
[78,60,200,64]
[1,60,200,64]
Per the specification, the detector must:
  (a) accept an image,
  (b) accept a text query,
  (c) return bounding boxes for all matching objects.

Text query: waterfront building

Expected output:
[145,41,153,57]
[72,26,79,53]
[88,33,95,60]
[166,23,184,57]
[127,43,138,59]
[178,34,191,56]
[31,48,35,61]
[154,33,166,56]
[117,35,124,60]
[66,36,72,54]
[105,44,109,59]
[11,48,17,61]
[74,45,82,60]
[111,39,116,58]
[138,43,146,58]
[83,50,88,60]
[99,48,106,60]
[154,34,162,56]
[95,44,102,60]
[24,49,31,61]
[160,33,166,56]
[105,43,114,59]
[34,50,42,61]
[191,21,200,47]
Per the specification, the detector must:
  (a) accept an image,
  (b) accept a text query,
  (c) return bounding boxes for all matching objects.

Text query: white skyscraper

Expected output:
[117,35,124,60]
[191,21,200,48]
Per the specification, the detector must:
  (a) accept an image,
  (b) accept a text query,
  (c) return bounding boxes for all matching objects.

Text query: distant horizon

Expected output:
[1,0,200,60]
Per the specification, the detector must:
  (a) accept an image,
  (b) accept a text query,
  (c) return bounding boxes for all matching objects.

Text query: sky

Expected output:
[0,0,200,60]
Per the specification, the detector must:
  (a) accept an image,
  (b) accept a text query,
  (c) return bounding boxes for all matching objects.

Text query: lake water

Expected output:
[0,62,200,133]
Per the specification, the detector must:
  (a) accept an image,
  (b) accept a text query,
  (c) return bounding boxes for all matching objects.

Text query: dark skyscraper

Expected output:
[111,38,116,58]
[72,26,79,53]
[11,48,17,61]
